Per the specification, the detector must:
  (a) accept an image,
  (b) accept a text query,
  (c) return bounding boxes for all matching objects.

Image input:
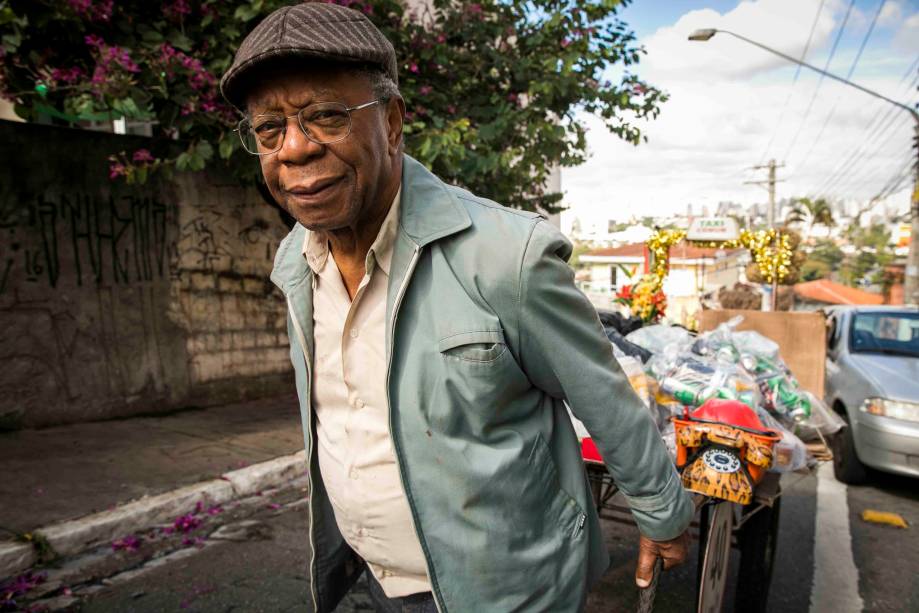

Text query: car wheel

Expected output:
[832,415,869,485]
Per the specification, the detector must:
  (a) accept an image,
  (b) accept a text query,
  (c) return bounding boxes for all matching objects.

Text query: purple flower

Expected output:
[267,503,281,510]
[418,85,432,96]
[112,535,141,551]
[173,512,202,533]
[408,63,419,74]
[181,536,205,548]
[50,67,85,84]
[560,38,571,48]
[165,0,192,20]
[67,0,92,13]
[206,505,223,516]
[132,148,154,163]
[84,34,105,49]
[108,162,126,180]
[0,571,47,609]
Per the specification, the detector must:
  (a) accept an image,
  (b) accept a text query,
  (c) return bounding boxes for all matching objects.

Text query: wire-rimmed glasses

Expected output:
[236,98,386,155]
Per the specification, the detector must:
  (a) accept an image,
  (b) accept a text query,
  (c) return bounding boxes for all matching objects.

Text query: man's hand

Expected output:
[635,530,691,588]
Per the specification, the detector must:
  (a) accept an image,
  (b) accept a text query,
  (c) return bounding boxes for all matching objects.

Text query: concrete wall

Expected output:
[0,120,293,428]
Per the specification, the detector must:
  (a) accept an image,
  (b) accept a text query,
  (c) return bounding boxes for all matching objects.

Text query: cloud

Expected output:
[640,0,839,82]
[561,0,917,225]
[878,1,905,28]
[891,12,919,53]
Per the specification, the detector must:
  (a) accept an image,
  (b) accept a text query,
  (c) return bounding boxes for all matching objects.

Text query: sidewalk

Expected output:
[0,394,304,577]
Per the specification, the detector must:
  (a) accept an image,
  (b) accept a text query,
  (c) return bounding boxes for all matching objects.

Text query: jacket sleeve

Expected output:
[516,220,694,541]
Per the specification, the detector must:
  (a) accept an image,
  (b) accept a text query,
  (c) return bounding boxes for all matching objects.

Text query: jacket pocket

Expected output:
[527,434,586,541]
[438,329,507,363]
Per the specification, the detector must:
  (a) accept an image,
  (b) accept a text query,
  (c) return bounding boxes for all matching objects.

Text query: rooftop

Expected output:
[793,279,884,306]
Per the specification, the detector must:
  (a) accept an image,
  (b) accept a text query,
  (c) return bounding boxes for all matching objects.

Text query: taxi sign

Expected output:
[686,217,740,242]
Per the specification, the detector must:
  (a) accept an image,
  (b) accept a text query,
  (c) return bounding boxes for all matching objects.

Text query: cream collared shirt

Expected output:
[303,190,431,598]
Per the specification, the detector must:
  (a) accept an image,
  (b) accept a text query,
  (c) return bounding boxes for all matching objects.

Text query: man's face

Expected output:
[245,65,401,231]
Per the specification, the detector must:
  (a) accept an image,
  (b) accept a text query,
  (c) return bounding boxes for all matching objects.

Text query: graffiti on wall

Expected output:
[0,192,177,294]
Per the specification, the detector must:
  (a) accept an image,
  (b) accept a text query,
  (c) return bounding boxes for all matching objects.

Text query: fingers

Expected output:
[635,536,658,588]
[660,531,691,570]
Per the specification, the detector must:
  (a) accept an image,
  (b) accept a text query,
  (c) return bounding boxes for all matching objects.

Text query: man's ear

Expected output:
[386,96,406,154]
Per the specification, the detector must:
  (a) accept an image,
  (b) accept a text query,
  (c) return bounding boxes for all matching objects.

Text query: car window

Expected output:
[850,311,919,357]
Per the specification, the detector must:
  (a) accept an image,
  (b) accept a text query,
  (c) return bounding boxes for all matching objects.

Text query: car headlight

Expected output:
[861,398,919,423]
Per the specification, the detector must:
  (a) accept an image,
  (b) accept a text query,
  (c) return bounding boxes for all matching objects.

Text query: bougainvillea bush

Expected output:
[0,0,665,212]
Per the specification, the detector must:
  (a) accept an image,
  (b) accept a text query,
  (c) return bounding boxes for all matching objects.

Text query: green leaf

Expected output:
[219,137,235,160]
[195,140,214,161]
[167,29,194,51]
[176,152,191,171]
[233,5,259,21]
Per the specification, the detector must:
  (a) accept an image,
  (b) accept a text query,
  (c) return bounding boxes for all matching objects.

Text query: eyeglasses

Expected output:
[236,98,387,155]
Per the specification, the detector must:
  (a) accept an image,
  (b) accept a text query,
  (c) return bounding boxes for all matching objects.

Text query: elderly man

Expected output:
[220,3,693,612]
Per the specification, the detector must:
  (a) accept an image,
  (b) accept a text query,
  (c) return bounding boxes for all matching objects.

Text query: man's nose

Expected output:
[276,117,323,163]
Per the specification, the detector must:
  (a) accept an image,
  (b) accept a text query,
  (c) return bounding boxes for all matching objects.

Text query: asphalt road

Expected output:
[78,469,917,613]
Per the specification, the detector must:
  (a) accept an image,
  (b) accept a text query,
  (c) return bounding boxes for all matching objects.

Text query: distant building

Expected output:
[578,241,747,323]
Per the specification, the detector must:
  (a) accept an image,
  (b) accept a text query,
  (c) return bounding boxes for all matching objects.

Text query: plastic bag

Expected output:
[731,330,780,361]
[625,324,693,356]
[795,393,845,441]
[757,410,809,472]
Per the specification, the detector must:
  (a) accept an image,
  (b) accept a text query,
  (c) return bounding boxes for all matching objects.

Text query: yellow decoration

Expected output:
[645,227,794,288]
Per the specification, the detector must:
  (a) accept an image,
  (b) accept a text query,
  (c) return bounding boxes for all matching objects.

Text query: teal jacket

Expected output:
[270,155,694,612]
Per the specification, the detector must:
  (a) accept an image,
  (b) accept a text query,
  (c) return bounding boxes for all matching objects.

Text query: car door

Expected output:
[824,311,844,405]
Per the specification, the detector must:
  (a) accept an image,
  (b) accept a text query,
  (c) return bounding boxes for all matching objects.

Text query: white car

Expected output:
[824,306,919,483]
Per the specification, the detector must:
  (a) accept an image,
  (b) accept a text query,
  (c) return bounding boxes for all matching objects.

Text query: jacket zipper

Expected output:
[385,244,445,613]
[287,295,319,613]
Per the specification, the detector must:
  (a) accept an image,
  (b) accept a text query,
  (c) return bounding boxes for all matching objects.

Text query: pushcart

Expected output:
[582,438,830,613]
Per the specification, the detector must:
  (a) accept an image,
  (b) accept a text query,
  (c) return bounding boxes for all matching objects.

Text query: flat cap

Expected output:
[220,2,398,111]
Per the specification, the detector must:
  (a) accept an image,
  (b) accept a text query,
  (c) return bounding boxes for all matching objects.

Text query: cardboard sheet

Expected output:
[699,309,826,397]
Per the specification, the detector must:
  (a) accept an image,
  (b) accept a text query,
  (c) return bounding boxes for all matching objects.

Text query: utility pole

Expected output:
[746,160,785,227]
[746,160,785,310]
[905,124,919,306]
[689,27,919,306]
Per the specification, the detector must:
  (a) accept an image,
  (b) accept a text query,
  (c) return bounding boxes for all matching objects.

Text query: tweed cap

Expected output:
[220,2,398,111]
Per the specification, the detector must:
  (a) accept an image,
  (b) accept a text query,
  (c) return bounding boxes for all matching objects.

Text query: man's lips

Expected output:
[284,176,343,198]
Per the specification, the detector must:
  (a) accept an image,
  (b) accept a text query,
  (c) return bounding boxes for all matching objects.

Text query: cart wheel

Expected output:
[734,497,781,613]
[696,501,733,613]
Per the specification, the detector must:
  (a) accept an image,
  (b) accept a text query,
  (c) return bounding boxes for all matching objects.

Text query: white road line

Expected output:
[810,462,864,613]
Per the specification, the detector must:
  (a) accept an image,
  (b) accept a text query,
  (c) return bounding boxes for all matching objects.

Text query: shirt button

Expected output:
[349,328,359,339]
[355,398,365,409]
[350,468,358,480]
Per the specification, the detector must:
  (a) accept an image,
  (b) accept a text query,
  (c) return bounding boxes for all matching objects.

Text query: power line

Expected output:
[780,0,857,162]
[826,115,916,198]
[755,0,827,166]
[790,0,887,174]
[811,63,919,198]
[871,156,916,202]
[815,90,917,199]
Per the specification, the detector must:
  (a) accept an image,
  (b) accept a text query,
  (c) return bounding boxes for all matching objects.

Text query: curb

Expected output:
[0,450,307,580]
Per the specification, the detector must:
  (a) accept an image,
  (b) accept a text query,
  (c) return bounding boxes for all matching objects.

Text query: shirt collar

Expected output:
[301,187,401,277]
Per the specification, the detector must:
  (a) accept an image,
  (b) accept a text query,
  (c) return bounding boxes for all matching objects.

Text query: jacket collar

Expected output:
[270,153,471,294]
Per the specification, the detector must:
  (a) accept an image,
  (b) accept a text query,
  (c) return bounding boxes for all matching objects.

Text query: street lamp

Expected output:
[689,28,919,305]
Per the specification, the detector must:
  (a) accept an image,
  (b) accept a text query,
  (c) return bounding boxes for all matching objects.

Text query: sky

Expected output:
[560,0,919,231]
